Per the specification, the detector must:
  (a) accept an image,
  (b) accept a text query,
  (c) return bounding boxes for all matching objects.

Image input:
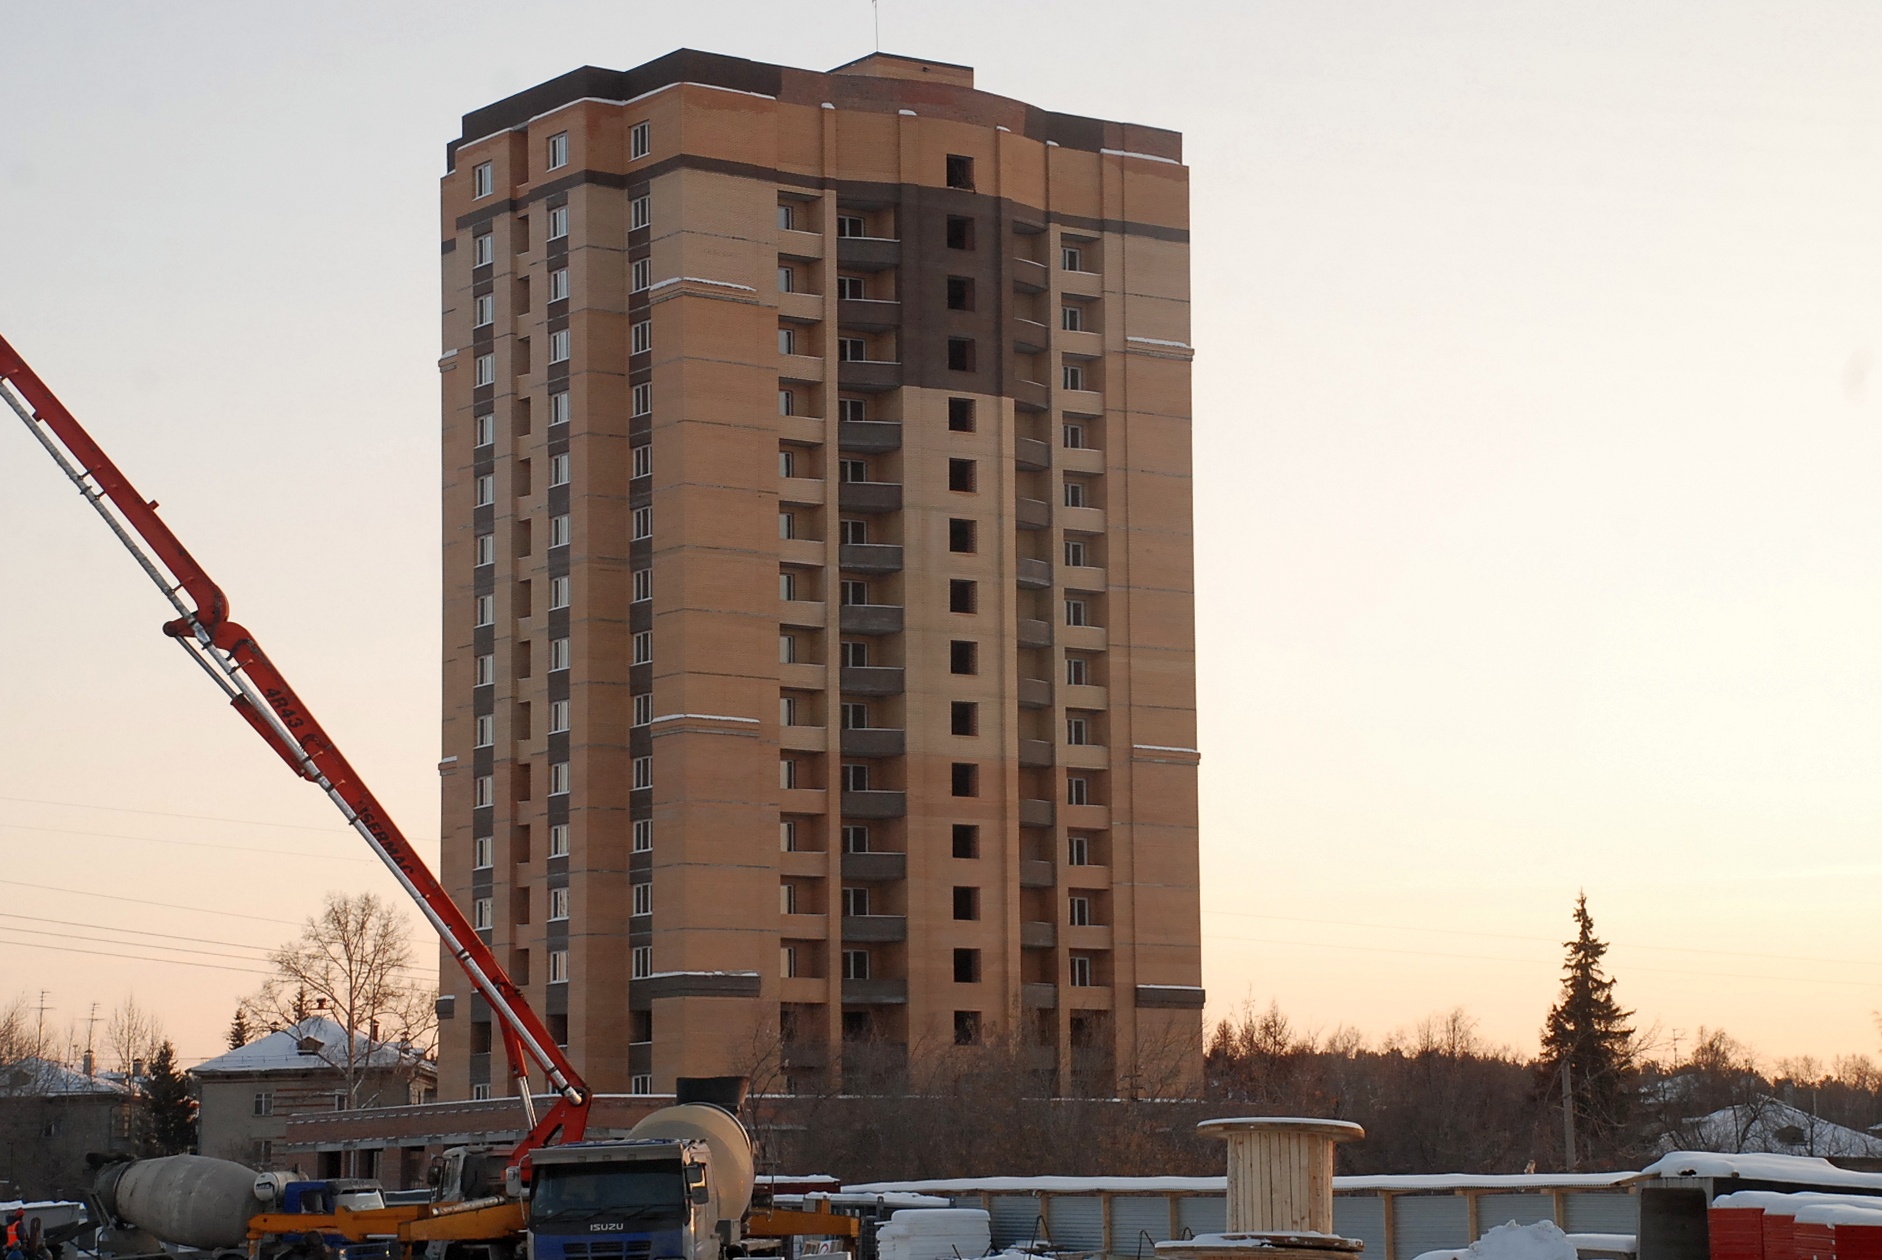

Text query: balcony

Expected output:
[1066,923,1114,951]
[1016,557,1052,589]
[1016,498,1050,530]
[779,786,827,816]
[1019,860,1056,890]
[1060,267,1102,298]
[840,665,904,695]
[779,724,826,752]
[780,599,826,629]
[1061,505,1106,533]
[841,850,907,882]
[838,603,903,636]
[1062,742,1109,769]
[779,662,825,691]
[779,354,825,384]
[838,298,901,331]
[1017,618,1052,648]
[1013,318,1049,355]
[1021,982,1058,1009]
[840,727,905,758]
[778,291,824,323]
[1061,388,1105,419]
[835,235,900,272]
[779,227,825,259]
[841,789,907,818]
[780,911,829,941]
[780,1039,829,1070]
[838,480,902,513]
[841,977,908,1005]
[1060,623,1107,652]
[1015,437,1051,471]
[1012,256,1048,293]
[1021,920,1056,948]
[1009,377,1050,413]
[1060,445,1105,475]
[842,914,908,943]
[836,359,901,393]
[1018,677,1052,709]
[1065,862,1110,888]
[1019,739,1054,768]
[1062,564,1106,592]
[838,421,901,453]
[779,476,825,506]
[1019,798,1055,828]
[839,543,903,573]
[779,538,824,568]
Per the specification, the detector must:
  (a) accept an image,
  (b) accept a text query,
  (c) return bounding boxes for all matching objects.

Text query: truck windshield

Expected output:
[531,1161,685,1223]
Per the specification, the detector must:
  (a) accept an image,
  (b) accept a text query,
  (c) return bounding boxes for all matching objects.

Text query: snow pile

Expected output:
[1413,1221,1578,1260]
[876,1208,992,1260]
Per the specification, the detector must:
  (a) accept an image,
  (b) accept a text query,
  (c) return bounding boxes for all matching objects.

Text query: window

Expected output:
[841,762,870,792]
[779,633,798,664]
[953,948,981,983]
[948,458,977,492]
[546,131,568,170]
[632,881,652,916]
[630,120,651,159]
[1062,245,1083,271]
[777,203,795,231]
[474,774,494,807]
[945,154,975,189]
[946,338,976,372]
[476,653,495,686]
[841,702,868,730]
[839,397,866,423]
[779,820,798,852]
[633,506,651,539]
[777,449,797,479]
[633,755,652,789]
[541,269,566,306]
[254,1091,275,1117]
[780,695,799,727]
[778,327,797,356]
[950,701,978,736]
[952,824,979,859]
[948,397,975,431]
[473,232,494,266]
[548,205,569,240]
[473,835,493,869]
[631,194,650,229]
[840,580,868,606]
[951,763,978,797]
[953,886,980,921]
[634,693,652,726]
[549,823,569,857]
[632,946,652,980]
[549,699,569,734]
[836,214,866,237]
[630,1074,653,1096]
[473,897,494,930]
[948,519,977,554]
[1069,896,1092,926]
[946,275,975,310]
[842,949,871,980]
[473,161,493,198]
[1066,656,1089,686]
[474,474,496,507]
[777,265,794,293]
[473,293,494,327]
[548,887,570,920]
[778,571,799,601]
[1064,479,1087,507]
[949,580,977,614]
[1070,955,1095,987]
[546,949,568,984]
[632,444,651,478]
[633,630,652,664]
[549,575,570,609]
[1063,422,1086,449]
[550,637,569,671]
[475,594,495,627]
[1062,362,1085,391]
[475,412,495,446]
[949,640,978,675]
[1067,775,1090,805]
[778,389,795,416]
[633,258,652,292]
[781,946,798,978]
[633,568,651,602]
[549,760,570,795]
[631,320,651,354]
[632,382,652,416]
[474,714,494,748]
[779,882,799,918]
[841,640,869,668]
[634,819,652,852]
[475,353,495,386]
[550,452,571,486]
[840,458,868,482]
[549,391,569,426]
[550,514,570,548]
[470,1083,492,1101]
[1066,716,1092,747]
[842,886,870,917]
[838,336,866,361]
[476,532,495,566]
[837,274,866,300]
[1065,598,1088,627]
[843,824,870,853]
[945,216,974,250]
[840,518,868,545]
[954,1010,981,1046]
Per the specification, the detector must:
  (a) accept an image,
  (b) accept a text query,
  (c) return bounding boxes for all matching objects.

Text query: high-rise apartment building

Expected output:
[437,49,1200,1101]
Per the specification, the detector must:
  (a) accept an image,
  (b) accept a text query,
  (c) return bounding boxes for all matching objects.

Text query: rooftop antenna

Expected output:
[873,0,880,51]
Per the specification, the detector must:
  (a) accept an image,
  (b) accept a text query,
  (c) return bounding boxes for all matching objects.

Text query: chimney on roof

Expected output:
[297,1037,325,1056]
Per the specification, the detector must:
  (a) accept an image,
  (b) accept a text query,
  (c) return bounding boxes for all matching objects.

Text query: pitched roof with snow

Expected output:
[190,1017,428,1078]
[0,1057,133,1097]
[1657,1098,1882,1163]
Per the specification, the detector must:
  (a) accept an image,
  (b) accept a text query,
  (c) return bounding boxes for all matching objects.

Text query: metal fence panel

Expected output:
[1393,1195,1470,1260]
[1110,1196,1175,1256]
[1564,1193,1640,1237]
[1046,1196,1105,1252]
[1178,1197,1227,1238]
[1334,1196,1388,1258]
[991,1195,1044,1248]
[1478,1194,1556,1234]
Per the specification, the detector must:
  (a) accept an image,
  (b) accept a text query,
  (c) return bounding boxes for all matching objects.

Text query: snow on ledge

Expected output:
[1642,1151,1882,1189]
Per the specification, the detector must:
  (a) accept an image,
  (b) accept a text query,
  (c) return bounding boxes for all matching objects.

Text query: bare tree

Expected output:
[106,996,164,1081]
[248,892,437,1110]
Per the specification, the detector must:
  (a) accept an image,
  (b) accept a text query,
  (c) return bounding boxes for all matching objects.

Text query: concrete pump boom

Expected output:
[0,334,590,1161]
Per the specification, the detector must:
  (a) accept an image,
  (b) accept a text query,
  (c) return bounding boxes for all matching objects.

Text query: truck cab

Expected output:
[524,1140,718,1260]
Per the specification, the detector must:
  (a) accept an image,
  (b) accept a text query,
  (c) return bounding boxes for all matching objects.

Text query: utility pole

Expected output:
[1562,1057,1577,1172]
[84,1002,100,1076]
[34,990,50,1053]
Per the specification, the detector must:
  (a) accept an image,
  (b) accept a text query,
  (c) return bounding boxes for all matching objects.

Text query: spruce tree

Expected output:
[142,1041,198,1155]
[1538,892,1636,1166]
[228,1008,254,1051]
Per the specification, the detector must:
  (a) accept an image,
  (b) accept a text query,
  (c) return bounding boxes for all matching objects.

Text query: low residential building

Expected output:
[190,1018,435,1174]
[0,1058,140,1201]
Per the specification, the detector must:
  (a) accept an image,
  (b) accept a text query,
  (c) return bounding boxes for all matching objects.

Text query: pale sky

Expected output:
[5,1,1882,1071]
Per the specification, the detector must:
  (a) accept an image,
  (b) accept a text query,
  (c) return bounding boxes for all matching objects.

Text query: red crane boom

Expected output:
[0,334,588,1160]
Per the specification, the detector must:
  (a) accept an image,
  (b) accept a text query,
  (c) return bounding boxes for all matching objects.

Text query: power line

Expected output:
[0,821,378,864]
[0,923,271,965]
[7,879,305,925]
[0,911,276,955]
[0,937,272,976]
[0,793,358,834]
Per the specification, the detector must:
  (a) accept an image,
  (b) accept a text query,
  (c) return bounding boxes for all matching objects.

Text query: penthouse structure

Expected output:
[436,48,1200,1100]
